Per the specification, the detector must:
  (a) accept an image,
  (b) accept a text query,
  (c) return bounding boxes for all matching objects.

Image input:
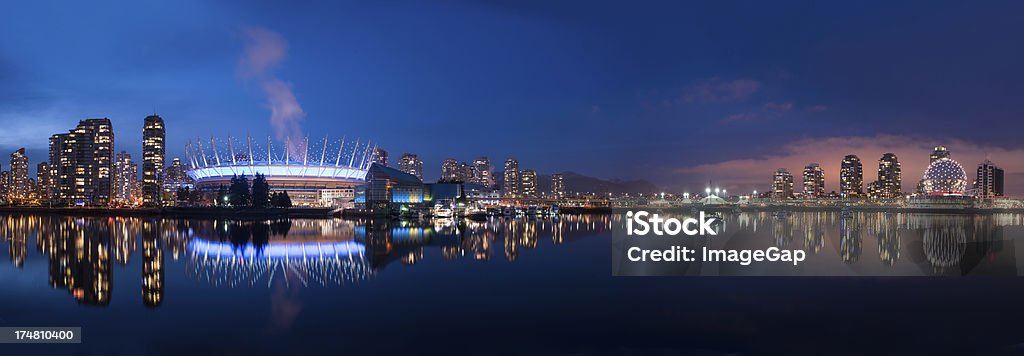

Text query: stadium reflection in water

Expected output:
[0,214,610,307]
[1,212,1022,308]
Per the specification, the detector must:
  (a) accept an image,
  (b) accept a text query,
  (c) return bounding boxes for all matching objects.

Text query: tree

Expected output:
[228,174,251,208]
[251,222,270,254]
[271,191,293,208]
[251,173,270,208]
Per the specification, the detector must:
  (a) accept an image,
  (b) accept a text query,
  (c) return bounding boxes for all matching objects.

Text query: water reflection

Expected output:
[840,218,862,264]
[142,221,163,307]
[3,212,1021,308]
[0,214,611,307]
[631,211,1021,276]
[33,218,114,306]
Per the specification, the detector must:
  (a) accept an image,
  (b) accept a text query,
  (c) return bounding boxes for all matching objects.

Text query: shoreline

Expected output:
[0,206,338,219]
[0,205,1021,218]
[622,205,1024,214]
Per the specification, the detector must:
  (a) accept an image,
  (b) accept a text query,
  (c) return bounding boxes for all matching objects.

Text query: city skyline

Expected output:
[0,117,1020,198]
[3,2,1024,194]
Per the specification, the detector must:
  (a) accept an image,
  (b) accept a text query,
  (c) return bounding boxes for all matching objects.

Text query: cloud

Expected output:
[238,26,305,157]
[719,101,792,124]
[804,105,828,112]
[763,102,793,112]
[682,78,761,103]
[674,135,1024,195]
[720,112,757,123]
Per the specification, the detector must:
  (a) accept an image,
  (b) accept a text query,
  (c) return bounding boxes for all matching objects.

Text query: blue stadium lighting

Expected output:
[185,134,375,182]
[187,164,368,181]
[188,239,366,259]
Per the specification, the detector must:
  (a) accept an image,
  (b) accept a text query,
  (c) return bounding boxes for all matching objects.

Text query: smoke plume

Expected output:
[238,26,305,159]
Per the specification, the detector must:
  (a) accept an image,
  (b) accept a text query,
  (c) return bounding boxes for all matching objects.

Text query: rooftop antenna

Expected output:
[246,131,253,165]
[211,136,221,166]
[302,136,309,166]
[335,135,346,166]
[197,136,208,167]
[319,134,328,166]
[348,138,359,167]
[228,132,236,165]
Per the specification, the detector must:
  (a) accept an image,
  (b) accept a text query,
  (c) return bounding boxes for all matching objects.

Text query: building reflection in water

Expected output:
[840,216,862,264]
[741,211,1015,275]
[772,215,794,248]
[801,212,826,254]
[352,214,608,268]
[9,211,1018,303]
[112,218,136,266]
[142,221,164,308]
[6,215,28,268]
[0,213,609,308]
[187,219,371,288]
[38,218,114,306]
[876,217,901,266]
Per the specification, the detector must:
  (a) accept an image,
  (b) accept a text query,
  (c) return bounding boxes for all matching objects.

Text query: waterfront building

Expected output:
[9,148,29,199]
[162,158,193,204]
[0,170,8,201]
[438,159,475,183]
[397,153,423,180]
[930,146,950,163]
[473,157,494,188]
[521,169,537,197]
[504,158,520,197]
[866,181,882,199]
[355,163,424,214]
[552,173,565,197]
[36,162,51,202]
[772,168,794,199]
[909,156,973,209]
[877,153,901,198]
[51,118,114,206]
[922,158,967,195]
[186,134,370,207]
[441,158,459,182]
[459,162,476,183]
[318,188,355,208]
[48,133,68,204]
[113,151,138,205]
[373,148,388,167]
[142,115,165,206]
[802,163,825,198]
[975,159,1004,198]
[840,155,863,197]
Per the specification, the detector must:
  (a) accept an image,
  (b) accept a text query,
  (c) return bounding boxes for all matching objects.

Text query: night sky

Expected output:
[2,1,1024,194]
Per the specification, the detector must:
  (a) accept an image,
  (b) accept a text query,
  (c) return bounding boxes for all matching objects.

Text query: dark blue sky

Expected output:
[3,1,1024,193]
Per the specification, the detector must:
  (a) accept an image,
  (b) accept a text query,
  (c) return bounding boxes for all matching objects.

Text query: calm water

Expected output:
[3,212,1024,355]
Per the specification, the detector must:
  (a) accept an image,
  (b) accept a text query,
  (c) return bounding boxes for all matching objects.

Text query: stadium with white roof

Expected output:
[186,134,376,207]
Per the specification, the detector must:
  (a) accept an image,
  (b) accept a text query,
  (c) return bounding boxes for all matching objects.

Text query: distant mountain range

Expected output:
[495,171,659,194]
